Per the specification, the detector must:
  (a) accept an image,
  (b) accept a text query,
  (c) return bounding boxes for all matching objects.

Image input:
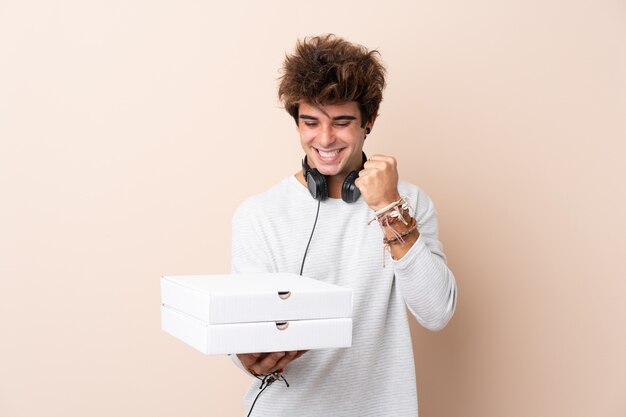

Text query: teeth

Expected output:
[318,149,339,157]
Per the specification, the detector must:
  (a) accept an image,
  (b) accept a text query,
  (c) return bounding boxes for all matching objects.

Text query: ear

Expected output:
[364,113,378,138]
[366,113,379,130]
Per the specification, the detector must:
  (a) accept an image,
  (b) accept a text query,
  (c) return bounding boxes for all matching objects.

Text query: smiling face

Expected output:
[298,101,375,179]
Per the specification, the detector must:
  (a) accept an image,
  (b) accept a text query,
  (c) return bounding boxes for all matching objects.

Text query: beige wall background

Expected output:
[1,0,625,416]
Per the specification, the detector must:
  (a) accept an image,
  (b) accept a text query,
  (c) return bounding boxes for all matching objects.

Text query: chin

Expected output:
[315,164,342,177]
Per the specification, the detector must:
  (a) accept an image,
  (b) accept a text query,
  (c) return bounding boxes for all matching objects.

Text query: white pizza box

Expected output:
[160,273,353,324]
[161,305,352,354]
[160,273,353,354]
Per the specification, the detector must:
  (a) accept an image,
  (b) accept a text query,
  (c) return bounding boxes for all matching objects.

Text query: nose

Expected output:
[317,124,335,147]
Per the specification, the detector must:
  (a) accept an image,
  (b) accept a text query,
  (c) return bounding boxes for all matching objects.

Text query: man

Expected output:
[230,34,457,416]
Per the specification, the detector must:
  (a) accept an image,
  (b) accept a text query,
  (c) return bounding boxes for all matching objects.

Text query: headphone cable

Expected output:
[246,199,320,417]
[300,199,321,276]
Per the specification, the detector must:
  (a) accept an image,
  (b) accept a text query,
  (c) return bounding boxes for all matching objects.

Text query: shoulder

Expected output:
[234,179,284,218]
[233,177,307,222]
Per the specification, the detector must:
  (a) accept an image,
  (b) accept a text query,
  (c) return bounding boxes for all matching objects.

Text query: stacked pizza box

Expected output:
[160,273,353,355]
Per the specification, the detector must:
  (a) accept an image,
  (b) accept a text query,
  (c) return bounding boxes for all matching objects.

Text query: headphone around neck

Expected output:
[301,152,367,203]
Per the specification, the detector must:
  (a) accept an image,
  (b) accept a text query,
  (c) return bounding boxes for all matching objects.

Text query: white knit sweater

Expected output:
[230,176,457,417]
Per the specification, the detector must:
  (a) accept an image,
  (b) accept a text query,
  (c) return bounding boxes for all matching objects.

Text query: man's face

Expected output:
[297,101,372,178]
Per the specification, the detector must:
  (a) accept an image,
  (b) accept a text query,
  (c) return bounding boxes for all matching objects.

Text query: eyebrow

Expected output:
[299,114,357,121]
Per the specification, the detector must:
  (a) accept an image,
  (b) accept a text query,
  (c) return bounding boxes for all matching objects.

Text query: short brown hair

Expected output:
[278,34,386,127]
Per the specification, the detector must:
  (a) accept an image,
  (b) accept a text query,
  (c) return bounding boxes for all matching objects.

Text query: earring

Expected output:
[365,127,371,135]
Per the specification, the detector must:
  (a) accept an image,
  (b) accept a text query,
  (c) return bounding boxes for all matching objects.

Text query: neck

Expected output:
[325,175,347,199]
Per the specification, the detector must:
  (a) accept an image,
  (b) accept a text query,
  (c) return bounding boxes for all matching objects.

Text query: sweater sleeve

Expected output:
[228,201,275,375]
[391,189,457,331]
[231,200,276,275]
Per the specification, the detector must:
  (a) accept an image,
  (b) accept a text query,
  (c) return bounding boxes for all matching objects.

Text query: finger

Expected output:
[357,168,377,180]
[355,172,376,187]
[367,155,396,169]
[358,164,381,178]
[363,159,385,170]
[273,350,299,373]
[251,352,269,364]
[237,353,261,368]
[361,163,389,177]
[252,351,286,375]
[355,175,375,191]
[363,157,396,171]
[368,154,395,163]
[294,350,308,359]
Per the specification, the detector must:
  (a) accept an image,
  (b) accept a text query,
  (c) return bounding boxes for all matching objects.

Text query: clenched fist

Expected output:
[355,154,401,211]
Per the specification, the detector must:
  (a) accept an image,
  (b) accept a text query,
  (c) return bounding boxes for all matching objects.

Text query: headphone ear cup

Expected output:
[341,170,361,203]
[307,169,328,201]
